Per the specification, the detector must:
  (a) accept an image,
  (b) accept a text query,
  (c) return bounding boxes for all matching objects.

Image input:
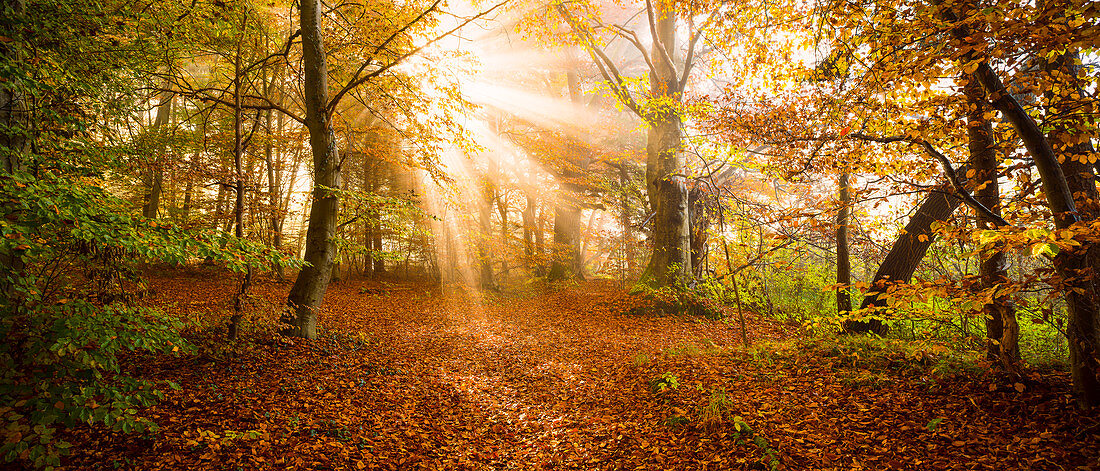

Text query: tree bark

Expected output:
[285,0,340,339]
[936,0,1100,407]
[964,76,1019,366]
[639,0,691,287]
[845,188,963,335]
[522,192,535,269]
[689,185,711,279]
[478,179,497,290]
[837,171,852,315]
[142,86,173,219]
[229,48,250,341]
[548,67,588,281]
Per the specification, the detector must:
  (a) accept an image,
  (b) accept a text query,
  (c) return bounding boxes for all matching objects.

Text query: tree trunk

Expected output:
[620,162,635,275]
[549,203,584,281]
[548,68,588,281]
[142,87,173,219]
[964,76,1019,366]
[523,192,535,269]
[1042,47,1100,407]
[229,49,250,341]
[265,80,285,279]
[937,0,1100,406]
[285,0,340,339]
[534,200,545,276]
[837,171,852,315]
[689,186,711,279]
[639,1,690,287]
[846,188,963,335]
[498,192,510,276]
[478,180,496,290]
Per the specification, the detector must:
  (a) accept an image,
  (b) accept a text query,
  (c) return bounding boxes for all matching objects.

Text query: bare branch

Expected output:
[328,0,508,112]
[850,132,1010,227]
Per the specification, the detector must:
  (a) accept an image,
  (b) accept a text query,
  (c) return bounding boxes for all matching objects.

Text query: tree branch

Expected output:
[849,132,1010,227]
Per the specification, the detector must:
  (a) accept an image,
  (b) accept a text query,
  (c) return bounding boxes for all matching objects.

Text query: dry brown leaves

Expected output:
[58,269,1100,470]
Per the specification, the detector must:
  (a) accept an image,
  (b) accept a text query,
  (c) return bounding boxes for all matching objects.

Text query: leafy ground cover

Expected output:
[58,269,1100,469]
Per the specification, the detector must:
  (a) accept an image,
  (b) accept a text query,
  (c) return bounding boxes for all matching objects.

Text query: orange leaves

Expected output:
[48,271,1100,470]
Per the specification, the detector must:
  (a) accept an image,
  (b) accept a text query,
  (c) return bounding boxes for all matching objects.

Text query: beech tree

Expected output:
[555,0,712,287]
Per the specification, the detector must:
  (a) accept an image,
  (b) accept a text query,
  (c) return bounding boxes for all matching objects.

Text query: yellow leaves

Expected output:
[961,60,980,75]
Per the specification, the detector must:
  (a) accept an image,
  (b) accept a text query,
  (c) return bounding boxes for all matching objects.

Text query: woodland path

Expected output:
[63,269,1099,470]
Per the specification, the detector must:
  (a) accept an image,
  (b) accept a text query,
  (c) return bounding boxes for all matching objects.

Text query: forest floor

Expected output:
[60,267,1100,470]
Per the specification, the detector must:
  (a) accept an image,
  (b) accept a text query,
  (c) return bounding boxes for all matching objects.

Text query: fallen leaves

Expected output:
[54,270,1100,470]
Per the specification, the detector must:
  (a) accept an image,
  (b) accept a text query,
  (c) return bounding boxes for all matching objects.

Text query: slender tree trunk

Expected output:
[478,180,496,290]
[620,163,635,275]
[229,48,251,341]
[265,80,285,279]
[285,0,340,339]
[523,192,535,269]
[964,77,1019,366]
[837,171,852,315]
[142,86,173,218]
[534,201,545,276]
[498,192,510,276]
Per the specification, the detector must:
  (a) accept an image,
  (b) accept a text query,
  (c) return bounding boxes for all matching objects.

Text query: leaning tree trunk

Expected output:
[285,0,340,339]
[845,186,963,335]
[965,76,1018,366]
[936,0,1100,407]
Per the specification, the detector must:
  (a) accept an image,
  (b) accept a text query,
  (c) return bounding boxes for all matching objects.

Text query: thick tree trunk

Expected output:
[1042,47,1100,407]
[639,2,691,287]
[845,188,963,335]
[548,68,588,281]
[548,203,583,281]
[837,171,852,315]
[285,0,340,339]
[939,0,1100,406]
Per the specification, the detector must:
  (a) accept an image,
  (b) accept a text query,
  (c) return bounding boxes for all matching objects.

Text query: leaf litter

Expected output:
[59,270,1100,469]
